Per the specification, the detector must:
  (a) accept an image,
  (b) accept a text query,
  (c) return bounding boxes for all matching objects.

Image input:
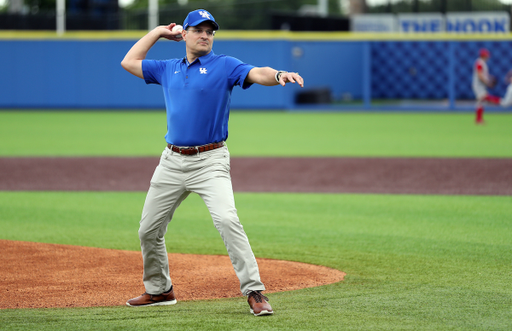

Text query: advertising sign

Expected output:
[351,14,396,32]
[446,12,509,33]
[351,12,510,33]
[398,13,444,33]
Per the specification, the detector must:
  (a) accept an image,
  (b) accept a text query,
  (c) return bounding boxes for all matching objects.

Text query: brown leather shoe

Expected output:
[247,290,273,316]
[126,286,177,307]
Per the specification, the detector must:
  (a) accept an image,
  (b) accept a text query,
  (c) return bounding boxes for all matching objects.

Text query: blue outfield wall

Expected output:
[1,32,512,110]
[0,34,367,109]
[0,38,305,109]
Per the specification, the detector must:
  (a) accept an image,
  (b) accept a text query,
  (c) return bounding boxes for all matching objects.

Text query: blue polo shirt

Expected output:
[142,51,254,146]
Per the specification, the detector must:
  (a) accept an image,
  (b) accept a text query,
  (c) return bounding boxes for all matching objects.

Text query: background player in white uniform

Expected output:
[499,69,512,107]
[472,48,500,124]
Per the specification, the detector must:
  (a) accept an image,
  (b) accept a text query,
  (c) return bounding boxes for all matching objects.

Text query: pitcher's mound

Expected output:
[0,240,345,309]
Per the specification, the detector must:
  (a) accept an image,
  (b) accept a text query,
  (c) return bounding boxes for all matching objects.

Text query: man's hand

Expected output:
[277,72,304,88]
[246,67,304,87]
[161,23,184,42]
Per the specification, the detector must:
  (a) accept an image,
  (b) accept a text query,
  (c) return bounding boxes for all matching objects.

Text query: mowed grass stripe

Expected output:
[0,111,511,157]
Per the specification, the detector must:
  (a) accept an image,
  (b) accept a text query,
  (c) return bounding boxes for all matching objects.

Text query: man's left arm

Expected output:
[246,67,304,88]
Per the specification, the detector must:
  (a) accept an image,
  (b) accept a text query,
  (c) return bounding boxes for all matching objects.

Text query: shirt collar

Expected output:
[183,50,215,66]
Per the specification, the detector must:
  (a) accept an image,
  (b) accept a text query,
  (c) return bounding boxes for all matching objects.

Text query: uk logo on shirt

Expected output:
[200,68,207,74]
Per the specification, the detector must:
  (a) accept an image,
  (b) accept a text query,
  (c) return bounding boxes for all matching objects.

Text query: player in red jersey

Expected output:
[472,48,500,124]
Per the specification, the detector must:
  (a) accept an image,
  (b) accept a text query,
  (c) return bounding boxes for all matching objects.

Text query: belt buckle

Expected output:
[181,146,199,155]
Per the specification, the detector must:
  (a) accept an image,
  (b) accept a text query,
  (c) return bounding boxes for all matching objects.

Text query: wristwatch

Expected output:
[275,70,288,83]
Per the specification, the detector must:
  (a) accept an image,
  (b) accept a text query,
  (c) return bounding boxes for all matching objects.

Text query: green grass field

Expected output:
[0,111,511,330]
[1,111,512,157]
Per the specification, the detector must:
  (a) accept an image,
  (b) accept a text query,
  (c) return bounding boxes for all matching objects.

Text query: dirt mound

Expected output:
[0,240,345,309]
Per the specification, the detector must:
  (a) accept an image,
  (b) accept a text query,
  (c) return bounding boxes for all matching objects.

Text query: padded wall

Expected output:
[371,40,512,100]
[1,37,512,109]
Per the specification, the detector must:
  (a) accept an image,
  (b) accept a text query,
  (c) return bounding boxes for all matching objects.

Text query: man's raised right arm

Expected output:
[121,24,181,79]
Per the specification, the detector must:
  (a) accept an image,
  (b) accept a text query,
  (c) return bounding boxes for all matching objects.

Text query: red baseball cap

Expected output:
[479,48,490,58]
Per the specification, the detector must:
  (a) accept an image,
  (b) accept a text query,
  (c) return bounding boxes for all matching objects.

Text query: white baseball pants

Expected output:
[501,84,512,107]
[138,145,265,296]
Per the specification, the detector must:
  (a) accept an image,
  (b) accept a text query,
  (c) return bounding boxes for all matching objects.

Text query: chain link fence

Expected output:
[1,0,511,30]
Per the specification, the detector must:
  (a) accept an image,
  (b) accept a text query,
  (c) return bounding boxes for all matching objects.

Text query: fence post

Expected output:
[56,0,66,35]
[148,0,158,30]
[363,40,372,109]
[448,41,456,110]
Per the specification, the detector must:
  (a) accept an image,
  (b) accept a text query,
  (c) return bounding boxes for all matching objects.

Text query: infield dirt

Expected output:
[1,156,512,195]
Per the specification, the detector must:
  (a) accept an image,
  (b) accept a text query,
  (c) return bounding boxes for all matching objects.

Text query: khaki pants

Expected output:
[138,145,265,296]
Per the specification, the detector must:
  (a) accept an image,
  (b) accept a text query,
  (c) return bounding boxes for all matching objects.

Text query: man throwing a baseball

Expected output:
[121,9,303,316]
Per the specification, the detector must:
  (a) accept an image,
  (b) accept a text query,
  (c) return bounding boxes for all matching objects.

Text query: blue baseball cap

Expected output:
[183,9,219,31]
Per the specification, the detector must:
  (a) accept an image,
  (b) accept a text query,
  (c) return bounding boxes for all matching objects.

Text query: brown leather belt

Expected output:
[167,141,224,155]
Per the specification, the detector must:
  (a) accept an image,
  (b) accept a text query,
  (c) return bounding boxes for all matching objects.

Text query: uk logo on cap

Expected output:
[199,11,210,19]
[183,9,219,30]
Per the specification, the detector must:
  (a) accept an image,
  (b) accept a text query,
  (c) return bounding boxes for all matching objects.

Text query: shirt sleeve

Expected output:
[225,56,255,90]
[142,59,167,85]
